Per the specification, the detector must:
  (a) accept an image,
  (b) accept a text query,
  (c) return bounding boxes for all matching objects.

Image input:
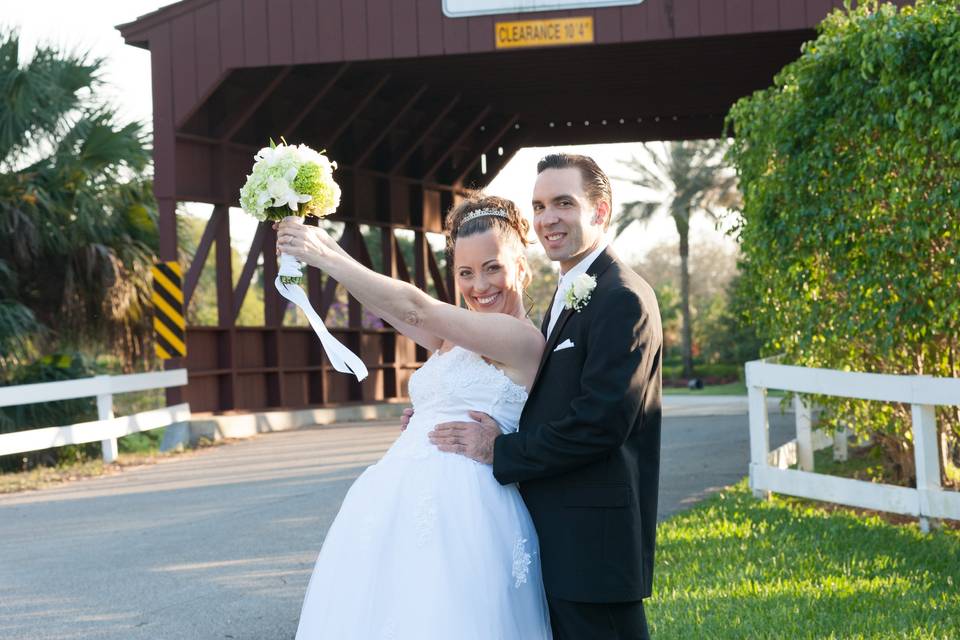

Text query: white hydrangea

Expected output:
[238,142,339,221]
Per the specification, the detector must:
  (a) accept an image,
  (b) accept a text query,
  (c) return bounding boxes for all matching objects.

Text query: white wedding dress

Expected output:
[295,346,553,639]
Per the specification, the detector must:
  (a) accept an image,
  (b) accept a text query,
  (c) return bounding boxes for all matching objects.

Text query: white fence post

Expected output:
[912,404,940,533]
[746,361,771,500]
[795,396,814,472]
[96,375,117,464]
[833,426,849,462]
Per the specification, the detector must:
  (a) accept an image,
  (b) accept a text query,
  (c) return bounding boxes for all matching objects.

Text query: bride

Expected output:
[276,194,553,639]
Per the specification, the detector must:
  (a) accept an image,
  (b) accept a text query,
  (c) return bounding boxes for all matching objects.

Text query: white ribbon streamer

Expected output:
[274,275,368,382]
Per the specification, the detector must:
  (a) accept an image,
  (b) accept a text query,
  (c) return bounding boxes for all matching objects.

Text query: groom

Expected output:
[428,153,663,640]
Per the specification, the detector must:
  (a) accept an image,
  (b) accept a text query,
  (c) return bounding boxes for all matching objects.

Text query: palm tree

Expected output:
[617,140,740,378]
[0,28,157,374]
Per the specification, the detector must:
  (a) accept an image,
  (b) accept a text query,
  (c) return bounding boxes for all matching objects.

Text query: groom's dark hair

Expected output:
[536,153,613,229]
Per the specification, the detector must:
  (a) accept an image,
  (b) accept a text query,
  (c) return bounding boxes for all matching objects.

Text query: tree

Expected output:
[727,0,960,484]
[616,140,740,377]
[0,28,156,371]
[631,237,739,362]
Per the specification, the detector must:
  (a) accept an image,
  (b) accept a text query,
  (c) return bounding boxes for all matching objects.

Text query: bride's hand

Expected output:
[274,220,339,269]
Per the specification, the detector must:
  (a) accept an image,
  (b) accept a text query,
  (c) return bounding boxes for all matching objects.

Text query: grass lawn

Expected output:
[648,479,960,639]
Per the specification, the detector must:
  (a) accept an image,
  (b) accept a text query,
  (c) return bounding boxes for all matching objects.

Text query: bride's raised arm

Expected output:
[276,223,444,353]
[276,221,544,376]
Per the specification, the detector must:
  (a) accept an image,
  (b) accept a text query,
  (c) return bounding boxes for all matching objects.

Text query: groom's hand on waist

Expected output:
[429,411,500,465]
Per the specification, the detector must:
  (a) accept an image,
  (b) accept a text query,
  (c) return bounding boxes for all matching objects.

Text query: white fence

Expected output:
[746,359,960,531]
[0,370,190,464]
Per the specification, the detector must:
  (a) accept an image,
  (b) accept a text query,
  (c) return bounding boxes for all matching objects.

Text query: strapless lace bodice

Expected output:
[384,347,529,462]
[409,346,528,431]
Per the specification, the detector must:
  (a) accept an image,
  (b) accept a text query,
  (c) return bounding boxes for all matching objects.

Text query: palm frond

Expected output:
[616,200,661,236]
[0,29,100,167]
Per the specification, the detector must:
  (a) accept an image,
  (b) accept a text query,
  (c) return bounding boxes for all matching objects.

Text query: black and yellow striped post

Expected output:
[152,261,186,359]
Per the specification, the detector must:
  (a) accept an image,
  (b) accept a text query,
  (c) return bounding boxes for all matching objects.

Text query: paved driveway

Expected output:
[0,402,795,640]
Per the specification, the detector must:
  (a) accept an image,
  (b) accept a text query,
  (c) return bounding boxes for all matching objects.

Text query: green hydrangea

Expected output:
[238,141,341,222]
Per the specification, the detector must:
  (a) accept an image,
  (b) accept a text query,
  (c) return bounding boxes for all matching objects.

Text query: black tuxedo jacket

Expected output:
[493,247,663,603]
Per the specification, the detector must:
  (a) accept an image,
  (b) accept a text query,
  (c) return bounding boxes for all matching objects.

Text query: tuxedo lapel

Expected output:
[540,289,557,339]
[533,306,574,382]
[530,247,619,391]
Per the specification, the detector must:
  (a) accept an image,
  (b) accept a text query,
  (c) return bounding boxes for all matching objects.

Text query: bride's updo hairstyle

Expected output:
[444,193,533,289]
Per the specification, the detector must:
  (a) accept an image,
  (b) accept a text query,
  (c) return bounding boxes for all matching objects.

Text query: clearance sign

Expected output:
[495,16,594,49]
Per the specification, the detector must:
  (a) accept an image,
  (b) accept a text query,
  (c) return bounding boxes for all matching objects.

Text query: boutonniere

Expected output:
[563,274,597,312]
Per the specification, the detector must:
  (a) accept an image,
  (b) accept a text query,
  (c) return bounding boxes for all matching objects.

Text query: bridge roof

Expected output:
[117,0,908,237]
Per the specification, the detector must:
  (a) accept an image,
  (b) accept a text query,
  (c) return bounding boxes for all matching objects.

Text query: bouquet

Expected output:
[237,139,366,382]
[239,138,341,284]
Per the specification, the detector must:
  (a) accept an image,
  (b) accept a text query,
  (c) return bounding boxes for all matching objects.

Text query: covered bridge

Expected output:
[118,0,893,413]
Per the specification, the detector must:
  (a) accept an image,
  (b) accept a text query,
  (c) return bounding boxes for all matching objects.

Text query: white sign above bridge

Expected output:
[443,0,645,18]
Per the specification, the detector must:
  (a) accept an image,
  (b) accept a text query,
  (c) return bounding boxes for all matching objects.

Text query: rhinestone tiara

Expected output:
[459,207,509,227]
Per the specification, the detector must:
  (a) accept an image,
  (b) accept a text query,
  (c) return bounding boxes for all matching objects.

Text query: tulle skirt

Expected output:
[295,434,552,639]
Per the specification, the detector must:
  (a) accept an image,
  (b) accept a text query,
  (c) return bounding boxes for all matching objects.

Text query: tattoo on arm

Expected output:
[404,309,423,327]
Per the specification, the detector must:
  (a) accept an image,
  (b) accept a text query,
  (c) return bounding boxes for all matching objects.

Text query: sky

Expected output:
[4,0,738,263]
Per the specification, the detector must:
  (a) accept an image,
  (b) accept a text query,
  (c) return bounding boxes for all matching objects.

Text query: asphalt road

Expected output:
[0,404,794,640]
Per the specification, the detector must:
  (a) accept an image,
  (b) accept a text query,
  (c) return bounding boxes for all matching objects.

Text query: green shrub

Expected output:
[727,0,960,484]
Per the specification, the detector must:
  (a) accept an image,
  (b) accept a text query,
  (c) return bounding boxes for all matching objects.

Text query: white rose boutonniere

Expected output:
[563,274,597,312]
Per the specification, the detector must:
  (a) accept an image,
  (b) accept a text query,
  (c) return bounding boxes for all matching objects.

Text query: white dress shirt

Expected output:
[546,238,609,339]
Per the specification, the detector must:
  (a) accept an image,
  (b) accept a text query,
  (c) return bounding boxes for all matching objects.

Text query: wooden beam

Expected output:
[389,94,462,176]
[175,130,471,195]
[319,228,354,318]
[158,197,178,262]
[183,205,223,308]
[324,74,391,149]
[305,216,325,311]
[426,247,449,303]
[354,85,428,167]
[231,223,266,321]
[394,233,412,284]
[214,205,234,327]
[423,106,492,180]
[345,223,364,328]
[351,224,376,271]
[463,137,526,189]
[453,115,520,186]
[263,226,282,327]
[381,227,396,278]
[281,63,350,140]
[414,231,428,290]
[217,66,294,143]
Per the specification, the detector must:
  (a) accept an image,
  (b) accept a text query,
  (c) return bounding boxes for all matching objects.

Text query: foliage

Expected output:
[726,0,960,484]
[0,28,157,371]
[617,140,741,377]
[662,362,741,383]
[699,273,764,366]
[0,258,38,371]
[649,479,960,639]
[632,238,740,363]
